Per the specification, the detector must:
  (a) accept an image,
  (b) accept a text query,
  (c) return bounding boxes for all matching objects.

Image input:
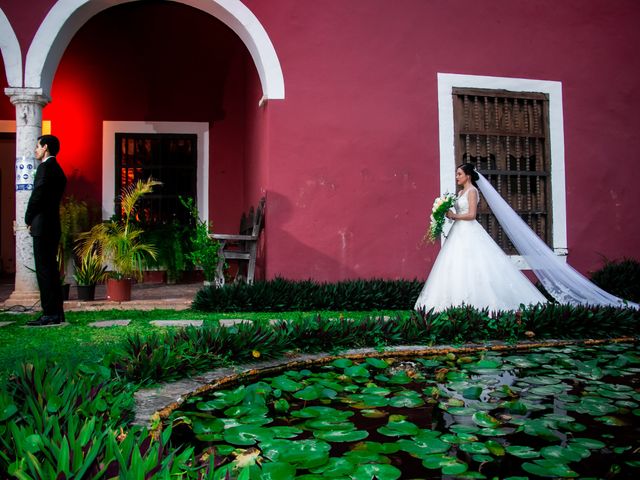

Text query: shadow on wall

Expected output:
[266,191,357,281]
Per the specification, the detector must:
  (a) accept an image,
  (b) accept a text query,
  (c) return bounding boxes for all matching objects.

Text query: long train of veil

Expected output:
[476,172,638,309]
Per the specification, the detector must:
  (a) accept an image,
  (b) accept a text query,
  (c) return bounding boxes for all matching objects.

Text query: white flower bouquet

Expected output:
[425,193,457,243]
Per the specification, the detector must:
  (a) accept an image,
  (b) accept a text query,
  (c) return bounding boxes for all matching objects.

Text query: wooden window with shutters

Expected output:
[115,133,197,224]
[453,87,552,254]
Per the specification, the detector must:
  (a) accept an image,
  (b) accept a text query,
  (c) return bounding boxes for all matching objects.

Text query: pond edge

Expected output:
[134,336,638,436]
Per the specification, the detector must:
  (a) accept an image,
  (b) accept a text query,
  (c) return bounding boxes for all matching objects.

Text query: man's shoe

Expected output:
[26,315,62,326]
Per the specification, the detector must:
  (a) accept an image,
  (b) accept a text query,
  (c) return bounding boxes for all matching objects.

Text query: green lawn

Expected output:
[0,309,407,377]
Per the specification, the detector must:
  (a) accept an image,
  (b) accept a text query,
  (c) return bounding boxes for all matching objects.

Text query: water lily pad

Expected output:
[260,461,296,480]
[459,442,489,455]
[344,365,371,380]
[485,440,505,456]
[291,406,346,418]
[270,426,303,438]
[224,425,274,445]
[472,412,499,428]
[522,459,578,478]
[346,393,390,408]
[389,392,424,408]
[398,436,449,457]
[378,419,419,437]
[305,419,354,431]
[309,457,354,476]
[540,445,584,462]
[366,358,389,369]
[315,429,369,442]
[422,454,468,474]
[260,439,331,468]
[293,385,320,401]
[450,424,480,434]
[360,408,388,418]
[463,386,483,400]
[361,386,392,396]
[350,464,401,480]
[569,437,606,450]
[271,375,304,392]
[506,445,539,459]
[332,359,353,368]
[597,415,629,426]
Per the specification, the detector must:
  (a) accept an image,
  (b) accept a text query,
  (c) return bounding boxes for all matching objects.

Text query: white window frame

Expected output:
[437,73,568,268]
[102,121,209,221]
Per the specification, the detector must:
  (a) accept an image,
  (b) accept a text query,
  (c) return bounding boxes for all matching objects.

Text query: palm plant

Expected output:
[76,179,161,281]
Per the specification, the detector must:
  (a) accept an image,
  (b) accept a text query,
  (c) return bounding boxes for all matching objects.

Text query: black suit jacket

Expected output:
[25,157,67,238]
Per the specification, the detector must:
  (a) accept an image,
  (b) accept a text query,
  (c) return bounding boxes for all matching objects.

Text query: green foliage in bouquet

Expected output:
[590,257,640,303]
[192,278,424,312]
[425,193,456,243]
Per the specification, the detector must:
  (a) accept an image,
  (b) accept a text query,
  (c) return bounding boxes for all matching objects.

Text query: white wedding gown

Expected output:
[414,187,547,312]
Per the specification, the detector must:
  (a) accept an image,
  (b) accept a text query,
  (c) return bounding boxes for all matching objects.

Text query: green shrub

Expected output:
[108,304,640,385]
[590,257,640,303]
[192,277,424,312]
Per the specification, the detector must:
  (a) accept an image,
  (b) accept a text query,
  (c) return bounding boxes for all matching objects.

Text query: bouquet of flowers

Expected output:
[425,193,457,243]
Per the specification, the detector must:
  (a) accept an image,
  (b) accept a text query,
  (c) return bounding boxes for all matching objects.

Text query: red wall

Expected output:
[2,0,640,282]
[244,0,640,280]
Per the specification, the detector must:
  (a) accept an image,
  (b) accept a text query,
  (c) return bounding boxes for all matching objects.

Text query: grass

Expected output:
[0,308,406,377]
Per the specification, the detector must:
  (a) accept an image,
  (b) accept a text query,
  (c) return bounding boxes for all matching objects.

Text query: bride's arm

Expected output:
[447,189,478,221]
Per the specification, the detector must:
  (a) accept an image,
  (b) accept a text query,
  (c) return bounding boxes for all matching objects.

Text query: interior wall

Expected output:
[42,1,253,232]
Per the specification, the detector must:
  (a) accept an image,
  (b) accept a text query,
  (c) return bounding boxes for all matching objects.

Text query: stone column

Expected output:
[3,88,50,307]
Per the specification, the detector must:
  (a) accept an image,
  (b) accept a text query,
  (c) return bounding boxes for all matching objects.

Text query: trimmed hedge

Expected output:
[192,277,424,312]
[590,257,640,303]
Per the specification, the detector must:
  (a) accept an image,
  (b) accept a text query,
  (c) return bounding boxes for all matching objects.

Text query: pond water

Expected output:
[167,342,640,479]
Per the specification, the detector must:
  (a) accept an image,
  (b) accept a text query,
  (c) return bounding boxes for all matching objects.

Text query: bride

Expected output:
[415,163,638,312]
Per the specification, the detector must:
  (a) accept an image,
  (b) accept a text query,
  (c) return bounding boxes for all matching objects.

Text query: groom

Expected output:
[25,135,67,326]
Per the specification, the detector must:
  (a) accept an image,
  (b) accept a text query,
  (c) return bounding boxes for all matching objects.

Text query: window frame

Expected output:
[437,73,567,268]
[102,121,209,222]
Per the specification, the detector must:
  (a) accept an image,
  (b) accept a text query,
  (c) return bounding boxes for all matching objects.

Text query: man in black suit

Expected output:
[25,135,67,326]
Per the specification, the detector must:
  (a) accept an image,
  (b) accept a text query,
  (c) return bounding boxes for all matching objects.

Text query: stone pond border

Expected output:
[134,336,638,433]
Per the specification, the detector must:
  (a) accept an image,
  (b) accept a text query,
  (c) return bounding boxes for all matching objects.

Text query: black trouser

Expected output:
[33,235,63,316]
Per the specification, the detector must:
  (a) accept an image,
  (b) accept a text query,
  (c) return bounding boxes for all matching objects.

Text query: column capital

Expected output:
[4,87,51,107]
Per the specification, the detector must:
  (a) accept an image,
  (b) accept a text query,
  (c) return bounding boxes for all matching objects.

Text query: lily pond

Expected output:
[167,342,640,479]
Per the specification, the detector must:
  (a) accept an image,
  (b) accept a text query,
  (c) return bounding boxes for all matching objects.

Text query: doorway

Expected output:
[0,132,16,274]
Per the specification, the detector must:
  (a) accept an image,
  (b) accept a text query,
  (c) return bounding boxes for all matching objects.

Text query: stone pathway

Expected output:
[0,321,14,327]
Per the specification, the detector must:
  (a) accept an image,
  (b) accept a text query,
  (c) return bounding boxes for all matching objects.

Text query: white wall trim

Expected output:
[25,0,284,101]
[102,121,209,221]
[437,73,567,268]
[0,8,23,87]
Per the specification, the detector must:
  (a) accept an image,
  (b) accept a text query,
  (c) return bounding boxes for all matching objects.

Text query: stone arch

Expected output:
[0,8,23,87]
[24,0,284,100]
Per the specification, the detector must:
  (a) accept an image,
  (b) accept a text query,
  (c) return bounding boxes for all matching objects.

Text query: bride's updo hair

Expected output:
[458,162,479,186]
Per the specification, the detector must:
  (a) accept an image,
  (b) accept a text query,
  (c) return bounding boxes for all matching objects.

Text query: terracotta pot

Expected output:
[106,278,132,302]
[76,284,96,301]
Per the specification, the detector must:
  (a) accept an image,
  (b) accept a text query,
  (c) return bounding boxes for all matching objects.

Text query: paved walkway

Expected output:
[0,277,201,312]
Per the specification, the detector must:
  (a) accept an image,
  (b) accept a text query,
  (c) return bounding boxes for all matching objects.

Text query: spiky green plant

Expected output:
[76,179,161,281]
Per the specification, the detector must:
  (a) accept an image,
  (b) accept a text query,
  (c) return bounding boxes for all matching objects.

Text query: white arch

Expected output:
[0,8,23,87]
[24,0,284,100]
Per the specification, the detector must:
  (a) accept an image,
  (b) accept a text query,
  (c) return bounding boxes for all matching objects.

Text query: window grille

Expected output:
[115,133,197,224]
[453,88,552,254]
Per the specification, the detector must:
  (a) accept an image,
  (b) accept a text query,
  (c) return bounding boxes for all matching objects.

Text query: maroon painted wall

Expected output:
[2,0,640,283]
[244,0,640,280]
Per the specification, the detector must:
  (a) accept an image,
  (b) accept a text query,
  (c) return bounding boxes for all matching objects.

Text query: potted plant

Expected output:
[59,196,90,298]
[76,178,161,301]
[180,196,220,285]
[73,250,108,301]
